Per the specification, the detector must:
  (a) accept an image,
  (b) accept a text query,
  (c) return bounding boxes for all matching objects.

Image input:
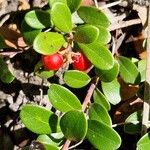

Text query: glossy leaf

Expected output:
[48,84,82,112]
[87,120,121,150]
[67,0,82,13]
[95,60,119,82]
[20,104,59,134]
[77,6,110,27]
[48,0,67,7]
[78,42,114,70]
[89,103,112,126]
[93,88,110,111]
[96,25,111,44]
[25,10,51,29]
[34,61,54,79]
[21,20,41,45]
[0,57,15,83]
[102,79,121,105]
[124,111,142,134]
[33,32,65,55]
[117,56,140,84]
[74,25,99,44]
[60,110,87,141]
[138,59,146,82]
[51,2,72,33]
[137,132,150,150]
[64,70,91,88]
[37,135,59,150]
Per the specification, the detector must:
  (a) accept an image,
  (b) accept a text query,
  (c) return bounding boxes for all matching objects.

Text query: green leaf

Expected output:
[51,2,72,33]
[137,132,150,150]
[37,135,59,150]
[20,104,59,134]
[78,42,114,70]
[93,88,110,111]
[124,111,142,135]
[48,84,82,112]
[117,56,140,84]
[33,32,65,55]
[34,61,54,79]
[89,103,112,126]
[96,25,111,44]
[48,0,67,7]
[64,70,91,88]
[95,60,119,82]
[87,120,121,150]
[0,57,15,83]
[21,20,41,45]
[25,10,51,29]
[101,79,121,105]
[138,59,146,82]
[77,6,110,28]
[74,25,99,44]
[67,0,82,13]
[60,110,87,141]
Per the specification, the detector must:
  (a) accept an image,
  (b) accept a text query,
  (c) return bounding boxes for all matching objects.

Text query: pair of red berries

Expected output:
[42,52,91,71]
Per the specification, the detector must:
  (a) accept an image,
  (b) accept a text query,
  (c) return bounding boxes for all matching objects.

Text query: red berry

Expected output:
[42,53,63,70]
[72,52,91,71]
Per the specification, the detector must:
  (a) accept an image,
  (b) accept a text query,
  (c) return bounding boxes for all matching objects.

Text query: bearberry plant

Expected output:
[1,0,149,149]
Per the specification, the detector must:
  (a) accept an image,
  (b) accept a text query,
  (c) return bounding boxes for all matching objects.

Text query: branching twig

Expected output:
[109,19,142,31]
[61,77,99,150]
[141,4,150,136]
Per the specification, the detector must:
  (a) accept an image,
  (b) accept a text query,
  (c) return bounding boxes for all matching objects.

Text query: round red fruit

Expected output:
[72,52,91,71]
[42,53,63,70]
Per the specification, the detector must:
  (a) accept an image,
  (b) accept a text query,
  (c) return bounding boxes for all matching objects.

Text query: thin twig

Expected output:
[109,19,142,31]
[61,139,71,150]
[99,0,122,10]
[141,4,150,136]
[61,77,99,150]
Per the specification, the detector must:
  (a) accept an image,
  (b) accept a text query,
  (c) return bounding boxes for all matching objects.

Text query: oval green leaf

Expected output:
[93,88,110,111]
[89,103,112,126]
[0,57,14,83]
[60,110,87,141]
[138,59,146,82]
[117,56,140,84]
[77,6,110,28]
[51,2,72,33]
[64,70,91,88]
[78,42,114,70]
[20,104,59,134]
[34,61,54,79]
[67,0,82,13]
[124,111,142,135]
[37,135,59,150]
[101,79,121,105]
[96,25,111,44]
[95,60,119,82]
[137,132,150,150]
[74,25,99,44]
[25,10,51,29]
[33,32,65,55]
[48,84,82,112]
[87,120,121,150]
[21,20,41,45]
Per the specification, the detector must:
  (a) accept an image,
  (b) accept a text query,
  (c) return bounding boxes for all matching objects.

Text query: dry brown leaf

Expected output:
[118,78,139,101]
[0,26,27,49]
[113,96,143,123]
